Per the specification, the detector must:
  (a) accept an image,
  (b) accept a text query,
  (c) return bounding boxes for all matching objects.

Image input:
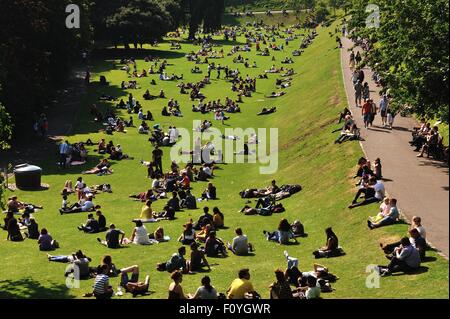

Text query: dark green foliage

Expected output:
[349,0,449,122]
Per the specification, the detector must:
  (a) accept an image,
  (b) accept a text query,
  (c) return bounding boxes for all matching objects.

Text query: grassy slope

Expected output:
[0,20,448,299]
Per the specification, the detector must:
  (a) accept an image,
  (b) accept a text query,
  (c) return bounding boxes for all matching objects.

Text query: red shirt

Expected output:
[362,102,372,115]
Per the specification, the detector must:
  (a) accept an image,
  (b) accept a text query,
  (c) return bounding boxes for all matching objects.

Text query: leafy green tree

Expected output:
[348,0,449,121]
[0,102,12,151]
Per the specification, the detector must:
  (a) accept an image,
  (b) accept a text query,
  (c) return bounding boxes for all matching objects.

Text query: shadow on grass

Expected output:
[0,278,75,299]
[391,266,429,277]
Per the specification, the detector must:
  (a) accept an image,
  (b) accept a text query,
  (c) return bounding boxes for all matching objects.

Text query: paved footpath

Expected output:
[340,36,449,258]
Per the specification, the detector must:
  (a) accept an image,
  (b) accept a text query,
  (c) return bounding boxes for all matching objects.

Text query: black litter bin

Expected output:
[14,164,42,190]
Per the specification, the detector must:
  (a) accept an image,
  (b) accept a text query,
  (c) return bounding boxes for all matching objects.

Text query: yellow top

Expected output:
[140,205,153,219]
[227,279,254,299]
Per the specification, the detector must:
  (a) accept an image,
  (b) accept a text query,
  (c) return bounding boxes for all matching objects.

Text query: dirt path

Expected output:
[0,68,87,168]
[340,36,449,258]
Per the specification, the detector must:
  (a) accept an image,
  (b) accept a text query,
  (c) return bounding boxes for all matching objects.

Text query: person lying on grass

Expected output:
[129,189,157,203]
[367,198,399,229]
[263,218,297,245]
[265,91,286,98]
[60,194,100,215]
[82,159,113,175]
[6,196,43,213]
[377,237,421,277]
[157,247,188,273]
[257,107,277,115]
[227,228,254,256]
[48,250,92,280]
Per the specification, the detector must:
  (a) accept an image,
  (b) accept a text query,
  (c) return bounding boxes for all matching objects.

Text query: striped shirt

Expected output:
[59,143,70,155]
[93,274,109,295]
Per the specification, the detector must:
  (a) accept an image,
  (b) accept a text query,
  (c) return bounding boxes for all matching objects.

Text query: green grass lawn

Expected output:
[0,19,448,299]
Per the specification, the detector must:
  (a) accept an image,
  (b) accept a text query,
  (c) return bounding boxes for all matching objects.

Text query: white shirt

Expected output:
[305,286,321,299]
[373,181,385,200]
[81,200,94,212]
[415,225,427,240]
[134,226,151,245]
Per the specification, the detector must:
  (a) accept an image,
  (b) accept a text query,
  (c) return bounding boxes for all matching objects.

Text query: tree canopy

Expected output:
[348,0,449,122]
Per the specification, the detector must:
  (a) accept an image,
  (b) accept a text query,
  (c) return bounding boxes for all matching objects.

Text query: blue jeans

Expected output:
[49,256,69,263]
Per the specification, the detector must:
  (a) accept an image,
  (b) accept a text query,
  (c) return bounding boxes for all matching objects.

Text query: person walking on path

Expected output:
[59,140,70,168]
[379,95,389,127]
[354,80,363,108]
[362,99,372,129]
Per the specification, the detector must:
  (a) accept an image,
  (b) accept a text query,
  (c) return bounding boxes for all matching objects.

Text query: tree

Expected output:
[105,0,175,48]
[0,0,92,136]
[348,0,449,121]
[0,102,12,151]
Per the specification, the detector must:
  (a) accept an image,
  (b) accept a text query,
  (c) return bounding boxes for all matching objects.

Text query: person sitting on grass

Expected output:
[93,265,114,299]
[158,247,188,273]
[6,217,23,242]
[212,207,225,229]
[263,218,297,245]
[38,228,59,251]
[291,220,305,237]
[368,197,391,224]
[348,176,385,209]
[168,270,188,299]
[187,242,211,273]
[201,183,217,200]
[188,276,218,299]
[411,216,426,240]
[153,205,176,221]
[149,226,166,242]
[167,192,181,212]
[178,221,196,245]
[180,190,197,210]
[196,224,213,243]
[227,228,254,256]
[77,213,100,233]
[205,231,228,257]
[193,207,214,231]
[137,200,155,222]
[367,198,399,229]
[270,269,293,299]
[227,268,258,299]
[26,218,40,239]
[380,228,427,261]
[129,220,152,245]
[377,237,421,277]
[60,194,100,215]
[312,227,340,258]
[97,224,125,249]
